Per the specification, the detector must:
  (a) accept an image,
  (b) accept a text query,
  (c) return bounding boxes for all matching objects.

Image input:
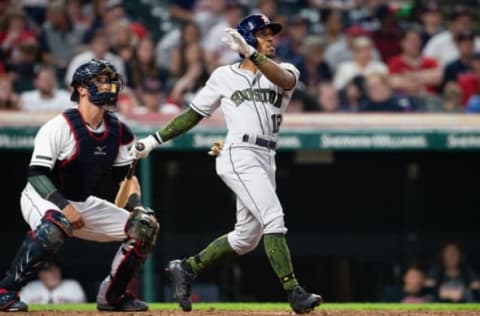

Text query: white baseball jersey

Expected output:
[190,62,300,145]
[20,279,86,304]
[189,62,299,255]
[21,111,133,242]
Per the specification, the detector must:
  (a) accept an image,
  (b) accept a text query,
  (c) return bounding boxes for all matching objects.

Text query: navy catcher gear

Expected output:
[98,207,158,307]
[236,14,282,48]
[70,59,123,107]
[0,210,71,291]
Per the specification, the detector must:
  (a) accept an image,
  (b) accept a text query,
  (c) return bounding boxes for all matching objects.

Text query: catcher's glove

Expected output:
[208,139,224,156]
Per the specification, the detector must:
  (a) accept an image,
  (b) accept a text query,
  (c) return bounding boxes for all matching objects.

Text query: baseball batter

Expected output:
[0,59,159,312]
[131,14,321,314]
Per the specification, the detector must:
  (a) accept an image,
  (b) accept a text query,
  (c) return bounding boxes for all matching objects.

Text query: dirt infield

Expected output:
[3,311,480,316]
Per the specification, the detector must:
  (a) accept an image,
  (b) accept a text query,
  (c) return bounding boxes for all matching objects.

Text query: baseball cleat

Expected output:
[166,259,196,312]
[97,291,148,311]
[288,285,322,314]
[0,289,28,312]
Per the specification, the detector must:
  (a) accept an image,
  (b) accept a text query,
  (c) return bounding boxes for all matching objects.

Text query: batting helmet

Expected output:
[236,14,282,48]
[70,59,123,107]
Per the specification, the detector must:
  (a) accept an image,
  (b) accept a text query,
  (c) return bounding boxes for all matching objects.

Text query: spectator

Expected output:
[21,65,71,112]
[19,262,86,304]
[333,35,387,90]
[320,9,345,46]
[381,266,433,303]
[339,75,366,112]
[370,3,402,62]
[107,19,137,64]
[318,83,340,112]
[115,85,140,115]
[441,82,464,113]
[443,31,475,85]
[83,0,147,45]
[425,241,480,303]
[167,21,208,108]
[65,29,126,86]
[417,0,444,48]
[4,37,39,93]
[127,35,169,92]
[250,0,278,21]
[38,0,87,85]
[65,0,92,29]
[275,15,310,66]
[388,27,441,96]
[423,4,480,67]
[465,95,480,113]
[457,52,480,106]
[359,72,415,112]
[294,36,332,96]
[157,0,224,70]
[324,24,381,72]
[348,0,385,33]
[0,7,36,62]
[203,0,243,73]
[134,78,165,114]
[167,0,197,23]
[0,74,21,110]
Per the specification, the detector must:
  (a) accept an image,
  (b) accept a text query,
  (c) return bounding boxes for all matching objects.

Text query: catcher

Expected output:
[0,59,159,312]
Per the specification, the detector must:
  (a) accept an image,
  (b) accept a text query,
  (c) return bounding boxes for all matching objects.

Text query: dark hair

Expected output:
[400,26,423,40]
[436,240,465,269]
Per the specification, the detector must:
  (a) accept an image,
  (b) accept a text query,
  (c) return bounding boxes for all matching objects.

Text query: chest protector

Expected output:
[53,108,120,201]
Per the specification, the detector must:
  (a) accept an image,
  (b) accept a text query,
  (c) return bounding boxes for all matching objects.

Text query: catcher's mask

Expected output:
[236,14,282,48]
[70,59,123,108]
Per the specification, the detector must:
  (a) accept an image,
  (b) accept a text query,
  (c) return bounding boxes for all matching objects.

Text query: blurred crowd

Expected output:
[381,241,480,303]
[1,0,480,115]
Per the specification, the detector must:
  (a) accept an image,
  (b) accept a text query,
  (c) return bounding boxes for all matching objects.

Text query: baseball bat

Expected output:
[115,142,144,208]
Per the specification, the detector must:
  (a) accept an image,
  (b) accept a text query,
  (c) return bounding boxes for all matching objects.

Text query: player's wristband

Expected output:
[46,190,69,210]
[249,51,267,67]
[152,131,163,145]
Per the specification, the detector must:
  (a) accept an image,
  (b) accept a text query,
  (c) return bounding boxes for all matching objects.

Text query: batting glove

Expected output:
[222,27,256,58]
[129,133,162,159]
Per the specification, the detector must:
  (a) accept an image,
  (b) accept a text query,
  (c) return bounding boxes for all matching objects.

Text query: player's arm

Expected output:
[250,54,296,90]
[131,108,204,158]
[28,118,84,228]
[28,166,69,209]
[27,166,83,229]
[222,28,297,90]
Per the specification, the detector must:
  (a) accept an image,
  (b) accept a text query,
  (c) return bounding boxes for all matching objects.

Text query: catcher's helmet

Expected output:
[70,59,123,107]
[236,14,282,48]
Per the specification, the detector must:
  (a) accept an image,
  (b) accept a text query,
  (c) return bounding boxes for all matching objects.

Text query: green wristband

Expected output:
[250,51,267,67]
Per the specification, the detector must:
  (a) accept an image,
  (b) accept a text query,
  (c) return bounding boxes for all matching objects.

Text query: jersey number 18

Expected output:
[271,114,282,133]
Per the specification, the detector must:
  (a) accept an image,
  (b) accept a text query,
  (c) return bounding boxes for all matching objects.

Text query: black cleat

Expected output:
[288,285,322,314]
[166,259,196,312]
[97,291,148,311]
[0,290,28,312]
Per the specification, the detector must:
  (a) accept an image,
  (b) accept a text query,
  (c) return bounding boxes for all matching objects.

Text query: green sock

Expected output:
[264,233,299,291]
[185,234,236,274]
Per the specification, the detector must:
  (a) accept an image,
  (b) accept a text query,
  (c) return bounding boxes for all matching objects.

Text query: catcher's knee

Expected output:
[37,210,72,251]
[124,206,159,255]
[228,223,263,255]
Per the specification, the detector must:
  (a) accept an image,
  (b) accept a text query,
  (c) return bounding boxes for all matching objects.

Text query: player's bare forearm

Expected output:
[252,54,296,90]
[157,107,203,142]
